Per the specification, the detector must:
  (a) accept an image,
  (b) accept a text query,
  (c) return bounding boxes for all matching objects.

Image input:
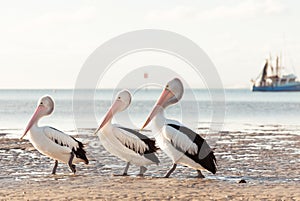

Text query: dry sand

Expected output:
[0,126,300,200]
[1,175,300,200]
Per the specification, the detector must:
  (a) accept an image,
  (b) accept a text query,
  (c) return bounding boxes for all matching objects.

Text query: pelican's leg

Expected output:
[164,163,177,178]
[52,160,58,174]
[113,162,130,176]
[68,152,76,174]
[196,170,205,178]
[122,162,130,176]
[137,166,147,177]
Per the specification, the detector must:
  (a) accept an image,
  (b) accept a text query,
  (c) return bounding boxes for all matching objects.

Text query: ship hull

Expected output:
[253,83,300,92]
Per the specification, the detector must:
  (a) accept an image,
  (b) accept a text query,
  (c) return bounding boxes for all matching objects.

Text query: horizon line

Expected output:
[0,87,250,90]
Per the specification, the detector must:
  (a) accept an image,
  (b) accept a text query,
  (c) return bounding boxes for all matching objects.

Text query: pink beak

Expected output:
[20,105,44,140]
[95,100,122,134]
[141,88,174,130]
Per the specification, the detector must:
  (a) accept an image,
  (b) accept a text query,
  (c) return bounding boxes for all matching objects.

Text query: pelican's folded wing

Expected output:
[116,126,159,164]
[43,127,79,149]
[43,126,89,164]
[164,124,199,155]
[166,123,217,174]
[114,126,150,155]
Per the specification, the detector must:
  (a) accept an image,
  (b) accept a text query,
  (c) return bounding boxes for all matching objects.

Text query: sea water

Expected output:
[1,89,300,136]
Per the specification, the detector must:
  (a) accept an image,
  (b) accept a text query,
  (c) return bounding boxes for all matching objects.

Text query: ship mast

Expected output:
[269,53,274,75]
[276,55,279,77]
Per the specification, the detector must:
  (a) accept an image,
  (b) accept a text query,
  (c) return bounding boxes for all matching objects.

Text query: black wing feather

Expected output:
[70,136,89,165]
[118,127,159,164]
[49,127,89,164]
[167,124,217,174]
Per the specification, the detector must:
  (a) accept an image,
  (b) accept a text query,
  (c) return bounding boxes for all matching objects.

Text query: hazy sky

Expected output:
[1,0,300,89]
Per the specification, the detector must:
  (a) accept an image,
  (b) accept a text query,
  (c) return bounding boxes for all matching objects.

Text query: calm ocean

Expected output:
[1,89,300,138]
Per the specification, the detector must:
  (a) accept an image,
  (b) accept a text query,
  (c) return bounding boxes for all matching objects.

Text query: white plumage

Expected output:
[29,126,87,163]
[163,122,198,155]
[99,124,157,167]
[95,90,159,176]
[113,127,148,155]
[142,78,217,178]
[20,96,88,174]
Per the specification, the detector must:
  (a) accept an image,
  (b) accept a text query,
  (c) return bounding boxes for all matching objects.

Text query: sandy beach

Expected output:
[1,126,299,200]
[1,174,300,200]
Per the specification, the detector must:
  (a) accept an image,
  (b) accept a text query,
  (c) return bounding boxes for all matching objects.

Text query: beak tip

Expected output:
[141,122,149,131]
[20,133,26,140]
[94,128,101,135]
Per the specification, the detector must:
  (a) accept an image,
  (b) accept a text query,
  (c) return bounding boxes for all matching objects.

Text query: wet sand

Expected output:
[0,125,300,200]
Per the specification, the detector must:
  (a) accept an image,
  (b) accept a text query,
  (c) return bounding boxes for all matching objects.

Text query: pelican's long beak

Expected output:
[141,88,173,130]
[20,105,44,140]
[94,100,122,135]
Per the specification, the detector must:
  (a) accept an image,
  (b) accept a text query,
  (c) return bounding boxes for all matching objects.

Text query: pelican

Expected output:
[95,90,159,176]
[20,96,89,174]
[142,78,217,178]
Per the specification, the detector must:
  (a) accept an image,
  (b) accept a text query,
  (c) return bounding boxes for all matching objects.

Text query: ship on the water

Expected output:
[252,55,300,92]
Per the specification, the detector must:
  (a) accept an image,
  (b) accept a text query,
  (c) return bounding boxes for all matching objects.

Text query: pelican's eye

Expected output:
[118,97,121,100]
[40,102,43,105]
